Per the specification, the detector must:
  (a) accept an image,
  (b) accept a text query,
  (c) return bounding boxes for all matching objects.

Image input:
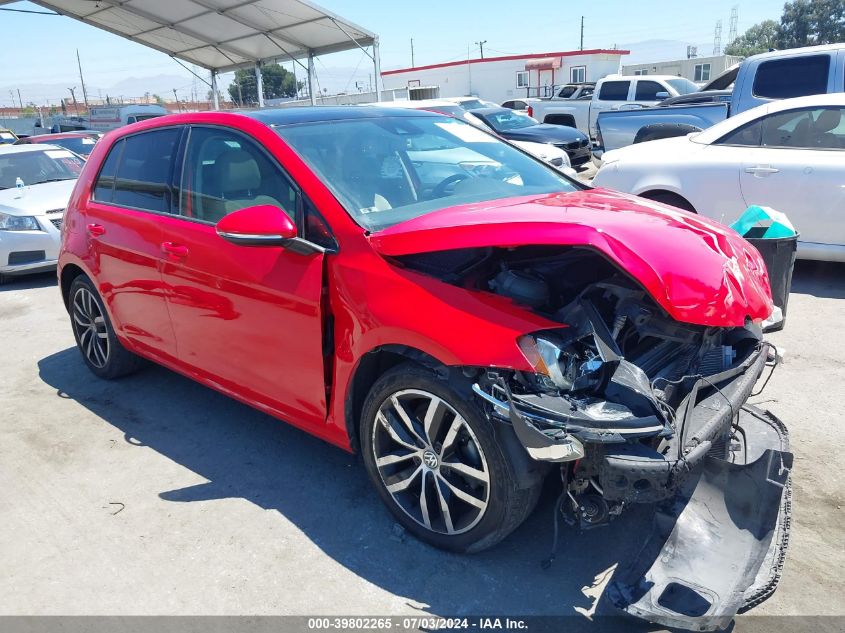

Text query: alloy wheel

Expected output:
[72,287,110,368]
[372,389,490,535]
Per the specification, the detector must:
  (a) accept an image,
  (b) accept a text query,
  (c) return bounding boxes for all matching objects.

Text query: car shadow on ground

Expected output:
[38,346,660,629]
[790,260,845,300]
[0,271,57,292]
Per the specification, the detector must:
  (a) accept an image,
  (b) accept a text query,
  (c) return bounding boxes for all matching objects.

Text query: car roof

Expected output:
[246,105,442,126]
[470,107,521,116]
[29,131,98,141]
[0,143,66,155]
[745,43,845,62]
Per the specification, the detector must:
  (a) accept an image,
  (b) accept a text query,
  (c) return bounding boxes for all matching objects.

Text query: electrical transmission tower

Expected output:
[728,6,738,47]
[713,20,723,56]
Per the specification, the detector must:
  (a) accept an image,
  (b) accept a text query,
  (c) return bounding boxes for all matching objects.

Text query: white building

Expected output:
[381,49,629,104]
[622,54,743,84]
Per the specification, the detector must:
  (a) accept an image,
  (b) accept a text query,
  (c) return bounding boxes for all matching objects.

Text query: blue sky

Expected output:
[0,0,784,105]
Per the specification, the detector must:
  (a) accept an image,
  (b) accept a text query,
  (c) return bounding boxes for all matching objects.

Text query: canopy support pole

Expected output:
[255,62,265,108]
[372,36,383,100]
[308,51,317,105]
[211,70,220,110]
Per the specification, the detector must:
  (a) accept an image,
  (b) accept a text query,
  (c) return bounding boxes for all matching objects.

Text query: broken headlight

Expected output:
[517,333,605,393]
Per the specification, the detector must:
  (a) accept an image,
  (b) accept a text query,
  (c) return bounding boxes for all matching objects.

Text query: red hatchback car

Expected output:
[16,131,101,158]
[58,108,791,627]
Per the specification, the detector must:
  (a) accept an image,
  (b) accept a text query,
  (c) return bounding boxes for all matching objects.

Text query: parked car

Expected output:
[58,108,791,631]
[0,144,83,283]
[1,129,19,145]
[373,100,575,172]
[16,131,101,158]
[467,107,592,167]
[551,82,596,99]
[87,104,168,132]
[595,43,845,156]
[442,96,500,110]
[593,94,845,262]
[501,97,542,113]
[529,74,700,139]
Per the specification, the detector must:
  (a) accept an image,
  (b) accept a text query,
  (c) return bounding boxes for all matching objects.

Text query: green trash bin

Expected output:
[730,206,798,332]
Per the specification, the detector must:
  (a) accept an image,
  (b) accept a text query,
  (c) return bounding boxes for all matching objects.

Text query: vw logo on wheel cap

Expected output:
[422,450,439,469]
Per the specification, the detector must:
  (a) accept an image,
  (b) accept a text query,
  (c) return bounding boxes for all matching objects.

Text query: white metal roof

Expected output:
[22,0,376,72]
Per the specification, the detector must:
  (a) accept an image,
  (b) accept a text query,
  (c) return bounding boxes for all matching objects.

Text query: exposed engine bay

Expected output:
[393,245,792,630]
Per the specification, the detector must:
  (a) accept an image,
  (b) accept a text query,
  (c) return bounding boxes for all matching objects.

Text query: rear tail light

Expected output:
[527,105,533,117]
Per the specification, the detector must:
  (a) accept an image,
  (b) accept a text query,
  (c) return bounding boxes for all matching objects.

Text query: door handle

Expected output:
[744,165,780,176]
[87,223,105,237]
[161,242,189,258]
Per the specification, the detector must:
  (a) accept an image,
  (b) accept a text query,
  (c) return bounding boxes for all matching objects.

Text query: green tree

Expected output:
[778,0,845,48]
[725,19,780,57]
[228,63,300,105]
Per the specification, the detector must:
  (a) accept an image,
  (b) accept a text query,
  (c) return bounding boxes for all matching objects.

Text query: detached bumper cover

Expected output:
[606,406,792,631]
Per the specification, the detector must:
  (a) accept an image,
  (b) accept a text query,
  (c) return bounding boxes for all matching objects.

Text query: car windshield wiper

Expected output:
[31,177,75,185]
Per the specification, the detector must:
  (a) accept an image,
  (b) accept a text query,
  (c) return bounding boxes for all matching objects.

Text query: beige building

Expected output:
[622,54,742,84]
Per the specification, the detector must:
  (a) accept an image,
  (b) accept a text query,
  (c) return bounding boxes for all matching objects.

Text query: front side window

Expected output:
[715,119,763,147]
[598,81,630,101]
[558,86,576,98]
[635,80,665,100]
[516,71,529,88]
[761,107,845,149]
[179,126,297,224]
[110,128,181,214]
[274,115,578,232]
[0,149,83,190]
[570,66,586,83]
[694,63,711,82]
[666,78,700,95]
[92,139,124,202]
[753,55,830,99]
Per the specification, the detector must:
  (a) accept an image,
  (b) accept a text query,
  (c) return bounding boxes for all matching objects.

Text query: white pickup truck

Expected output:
[528,75,700,140]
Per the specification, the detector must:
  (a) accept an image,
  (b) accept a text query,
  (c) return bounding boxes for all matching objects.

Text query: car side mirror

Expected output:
[215,204,297,247]
[655,91,670,100]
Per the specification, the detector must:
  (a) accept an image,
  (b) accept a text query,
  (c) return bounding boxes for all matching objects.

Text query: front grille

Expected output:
[8,250,46,265]
[564,139,589,150]
[45,208,64,215]
[50,218,63,230]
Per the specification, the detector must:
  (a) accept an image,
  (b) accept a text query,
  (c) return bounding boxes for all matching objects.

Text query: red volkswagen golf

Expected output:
[58,108,791,628]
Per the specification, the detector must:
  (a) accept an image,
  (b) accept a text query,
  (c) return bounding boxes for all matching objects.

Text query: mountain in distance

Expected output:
[618,39,715,66]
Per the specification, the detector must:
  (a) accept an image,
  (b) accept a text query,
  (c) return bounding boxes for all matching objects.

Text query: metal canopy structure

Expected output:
[16,0,382,107]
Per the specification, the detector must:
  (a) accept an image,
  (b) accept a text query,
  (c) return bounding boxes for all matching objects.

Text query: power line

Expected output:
[0,7,58,14]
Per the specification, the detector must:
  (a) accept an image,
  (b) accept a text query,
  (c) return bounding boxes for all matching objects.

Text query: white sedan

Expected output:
[0,145,83,283]
[592,93,845,262]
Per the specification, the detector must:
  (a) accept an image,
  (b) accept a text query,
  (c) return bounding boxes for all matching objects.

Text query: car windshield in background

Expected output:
[458,99,487,110]
[1,131,16,144]
[484,110,539,131]
[667,78,700,95]
[46,136,97,156]
[275,115,577,232]
[0,149,84,189]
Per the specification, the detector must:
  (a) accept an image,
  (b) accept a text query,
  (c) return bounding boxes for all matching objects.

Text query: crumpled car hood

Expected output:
[368,189,773,327]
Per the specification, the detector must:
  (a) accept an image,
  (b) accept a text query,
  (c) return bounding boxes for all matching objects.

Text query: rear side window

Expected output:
[92,139,124,202]
[634,81,665,100]
[112,128,181,213]
[598,81,630,101]
[752,55,830,99]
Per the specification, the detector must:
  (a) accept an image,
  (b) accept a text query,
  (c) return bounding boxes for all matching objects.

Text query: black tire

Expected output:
[68,275,144,379]
[639,190,696,213]
[633,123,702,145]
[360,362,541,553]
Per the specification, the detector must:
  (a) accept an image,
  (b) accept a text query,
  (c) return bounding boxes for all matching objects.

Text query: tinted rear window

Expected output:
[111,128,181,213]
[598,81,630,101]
[753,55,830,99]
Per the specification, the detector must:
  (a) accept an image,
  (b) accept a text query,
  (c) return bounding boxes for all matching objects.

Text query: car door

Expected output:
[157,125,328,428]
[591,79,632,137]
[82,127,182,361]
[739,106,845,249]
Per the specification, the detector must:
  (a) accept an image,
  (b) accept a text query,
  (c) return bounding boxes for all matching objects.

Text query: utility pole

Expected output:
[411,37,415,67]
[475,40,487,59]
[172,88,180,111]
[17,89,24,110]
[580,16,584,51]
[76,50,89,111]
[68,87,79,116]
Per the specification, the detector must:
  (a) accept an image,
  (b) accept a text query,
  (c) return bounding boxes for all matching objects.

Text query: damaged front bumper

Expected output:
[473,344,793,630]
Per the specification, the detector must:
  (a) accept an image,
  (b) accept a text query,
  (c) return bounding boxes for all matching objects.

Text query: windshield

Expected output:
[1,131,16,144]
[275,115,577,232]
[0,149,83,190]
[41,136,97,156]
[482,110,539,131]
[667,78,700,95]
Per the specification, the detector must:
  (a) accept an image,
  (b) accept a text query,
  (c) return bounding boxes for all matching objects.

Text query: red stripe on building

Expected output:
[381,49,630,76]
